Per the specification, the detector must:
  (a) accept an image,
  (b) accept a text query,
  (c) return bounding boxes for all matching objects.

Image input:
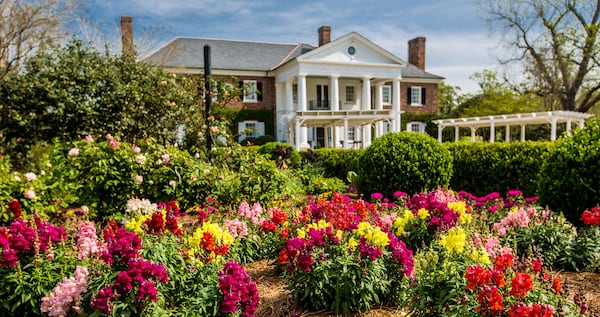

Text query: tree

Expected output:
[0,0,79,78]
[0,40,199,159]
[437,81,465,115]
[479,0,600,112]
[452,70,543,117]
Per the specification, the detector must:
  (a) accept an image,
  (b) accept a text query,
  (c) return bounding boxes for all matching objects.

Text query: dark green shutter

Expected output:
[421,88,426,104]
[257,82,263,101]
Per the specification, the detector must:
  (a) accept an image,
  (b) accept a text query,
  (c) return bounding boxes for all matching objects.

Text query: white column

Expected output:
[275,82,284,141]
[294,119,301,150]
[455,126,460,142]
[505,125,511,142]
[550,117,558,140]
[437,125,443,143]
[285,79,294,111]
[470,127,476,141]
[520,125,526,141]
[333,126,339,148]
[392,78,401,132]
[298,74,307,112]
[301,127,309,149]
[376,83,383,110]
[331,75,339,111]
[566,119,572,136]
[490,118,495,143]
[362,76,371,110]
[343,118,349,149]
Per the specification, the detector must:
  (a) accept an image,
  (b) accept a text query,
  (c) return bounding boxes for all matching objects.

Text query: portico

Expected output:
[273,32,405,150]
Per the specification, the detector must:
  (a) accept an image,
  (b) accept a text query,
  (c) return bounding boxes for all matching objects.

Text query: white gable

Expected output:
[297,32,405,66]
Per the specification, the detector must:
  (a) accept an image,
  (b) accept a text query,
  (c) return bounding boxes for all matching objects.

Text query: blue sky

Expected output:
[87,0,504,94]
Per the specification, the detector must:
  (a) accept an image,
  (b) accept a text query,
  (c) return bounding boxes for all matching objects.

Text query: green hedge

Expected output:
[357,132,453,197]
[538,118,600,226]
[445,141,553,197]
[311,148,364,181]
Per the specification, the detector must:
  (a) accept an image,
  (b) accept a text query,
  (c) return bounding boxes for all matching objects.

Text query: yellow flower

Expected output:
[347,237,358,249]
[448,201,472,225]
[355,221,389,247]
[438,227,466,254]
[125,214,152,234]
[417,208,429,220]
[393,210,415,236]
[470,247,491,265]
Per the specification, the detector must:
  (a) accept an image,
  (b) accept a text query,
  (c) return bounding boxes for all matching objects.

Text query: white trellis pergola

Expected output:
[432,111,593,143]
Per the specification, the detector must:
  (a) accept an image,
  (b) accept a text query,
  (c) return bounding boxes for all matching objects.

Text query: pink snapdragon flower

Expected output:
[77,221,105,260]
[224,218,249,239]
[41,266,89,316]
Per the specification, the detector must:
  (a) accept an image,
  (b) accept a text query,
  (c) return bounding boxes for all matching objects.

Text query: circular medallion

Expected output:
[347,46,356,55]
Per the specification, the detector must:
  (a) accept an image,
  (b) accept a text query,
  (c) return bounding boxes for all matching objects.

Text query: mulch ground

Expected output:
[245,260,600,317]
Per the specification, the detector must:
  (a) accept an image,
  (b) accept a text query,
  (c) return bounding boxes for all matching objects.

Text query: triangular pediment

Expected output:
[297,32,406,66]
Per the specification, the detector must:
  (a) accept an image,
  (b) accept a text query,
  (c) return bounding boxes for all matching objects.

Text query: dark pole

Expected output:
[204,44,212,162]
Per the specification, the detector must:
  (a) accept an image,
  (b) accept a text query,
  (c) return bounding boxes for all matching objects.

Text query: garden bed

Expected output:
[245,260,600,316]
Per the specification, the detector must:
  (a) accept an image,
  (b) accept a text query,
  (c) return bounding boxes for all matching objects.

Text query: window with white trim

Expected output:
[238,120,265,142]
[410,86,422,105]
[347,126,356,140]
[243,80,257,102]
[345,86,355,103]
[292,84,298,103]
[406,121,426,133]
[382,85,392,104]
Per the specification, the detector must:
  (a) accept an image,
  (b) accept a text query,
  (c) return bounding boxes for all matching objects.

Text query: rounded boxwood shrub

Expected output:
[257,142,301,169]
[357,132,452,197]
[538,118,600,226]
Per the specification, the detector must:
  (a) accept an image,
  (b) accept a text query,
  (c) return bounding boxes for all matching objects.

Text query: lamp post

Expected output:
[204,44,212,162]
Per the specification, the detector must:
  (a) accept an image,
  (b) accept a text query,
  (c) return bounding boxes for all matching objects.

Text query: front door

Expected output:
[316,127,325,148]
[316,85,329,109]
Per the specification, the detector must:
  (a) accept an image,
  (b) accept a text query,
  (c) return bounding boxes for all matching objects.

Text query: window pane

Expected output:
[411,87,421,105]
[345,86,355,102]
[382,85,391,104]
[243,80,257,102]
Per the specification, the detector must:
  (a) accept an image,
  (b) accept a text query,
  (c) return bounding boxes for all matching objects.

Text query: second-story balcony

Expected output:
[308,100,330,110]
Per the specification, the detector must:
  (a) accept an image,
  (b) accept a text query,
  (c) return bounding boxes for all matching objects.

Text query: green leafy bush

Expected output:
[257,142,301,169]
[446,142,552,197]
[312,148,363,181]
[357,132,452,197]
[538,118,600,225]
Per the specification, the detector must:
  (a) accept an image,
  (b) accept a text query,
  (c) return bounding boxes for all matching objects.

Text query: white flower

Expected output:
[24,188,36,200]
[81,205,89,213]
[135,154,147,165]
[126,198,157,215]
[169,180,177,188]
[134,175,143,185]
[68,148,80,156]
[14,175,21,182]
[24,172,37,182]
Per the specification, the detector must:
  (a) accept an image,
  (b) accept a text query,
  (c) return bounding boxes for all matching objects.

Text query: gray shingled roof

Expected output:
[402,63,444,80]
[141,36,442,80]
[141,37,314,71]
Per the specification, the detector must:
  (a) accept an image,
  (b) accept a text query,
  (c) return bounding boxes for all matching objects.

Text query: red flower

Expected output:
[144,212,165,235]
[270,208,288,225]
[531,258,543,273]
[260,220,277,233]
[581,207,600,226]
[508,303,530,317]
[465,265,491,290]
[8,200,22,218]
[509,272,534,298]
[495,252,514,270]
[552,277,562,293]
[477,286,504,315]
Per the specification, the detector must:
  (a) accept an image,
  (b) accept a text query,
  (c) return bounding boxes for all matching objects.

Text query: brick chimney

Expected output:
[408,37,426,71]
[318,26,331,46]
[120,16,134,55]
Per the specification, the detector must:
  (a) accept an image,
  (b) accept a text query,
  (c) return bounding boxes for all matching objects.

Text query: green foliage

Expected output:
[219,109,275,141]
[357,132,453,197]
[453,70,543,117]
[538,118,600,226]
[446,141,553,197]
[311,148,363,181]
[0,39,198,162]
[257,142,301,169]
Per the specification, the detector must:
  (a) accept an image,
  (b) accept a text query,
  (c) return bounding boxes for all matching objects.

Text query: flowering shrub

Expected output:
[278,203,414,315]
[218,260,260,316]
[581,207,600,226]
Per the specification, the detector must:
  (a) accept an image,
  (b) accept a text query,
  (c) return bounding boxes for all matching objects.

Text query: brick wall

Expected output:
[400,82,438,114]
[214,75,275,111]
